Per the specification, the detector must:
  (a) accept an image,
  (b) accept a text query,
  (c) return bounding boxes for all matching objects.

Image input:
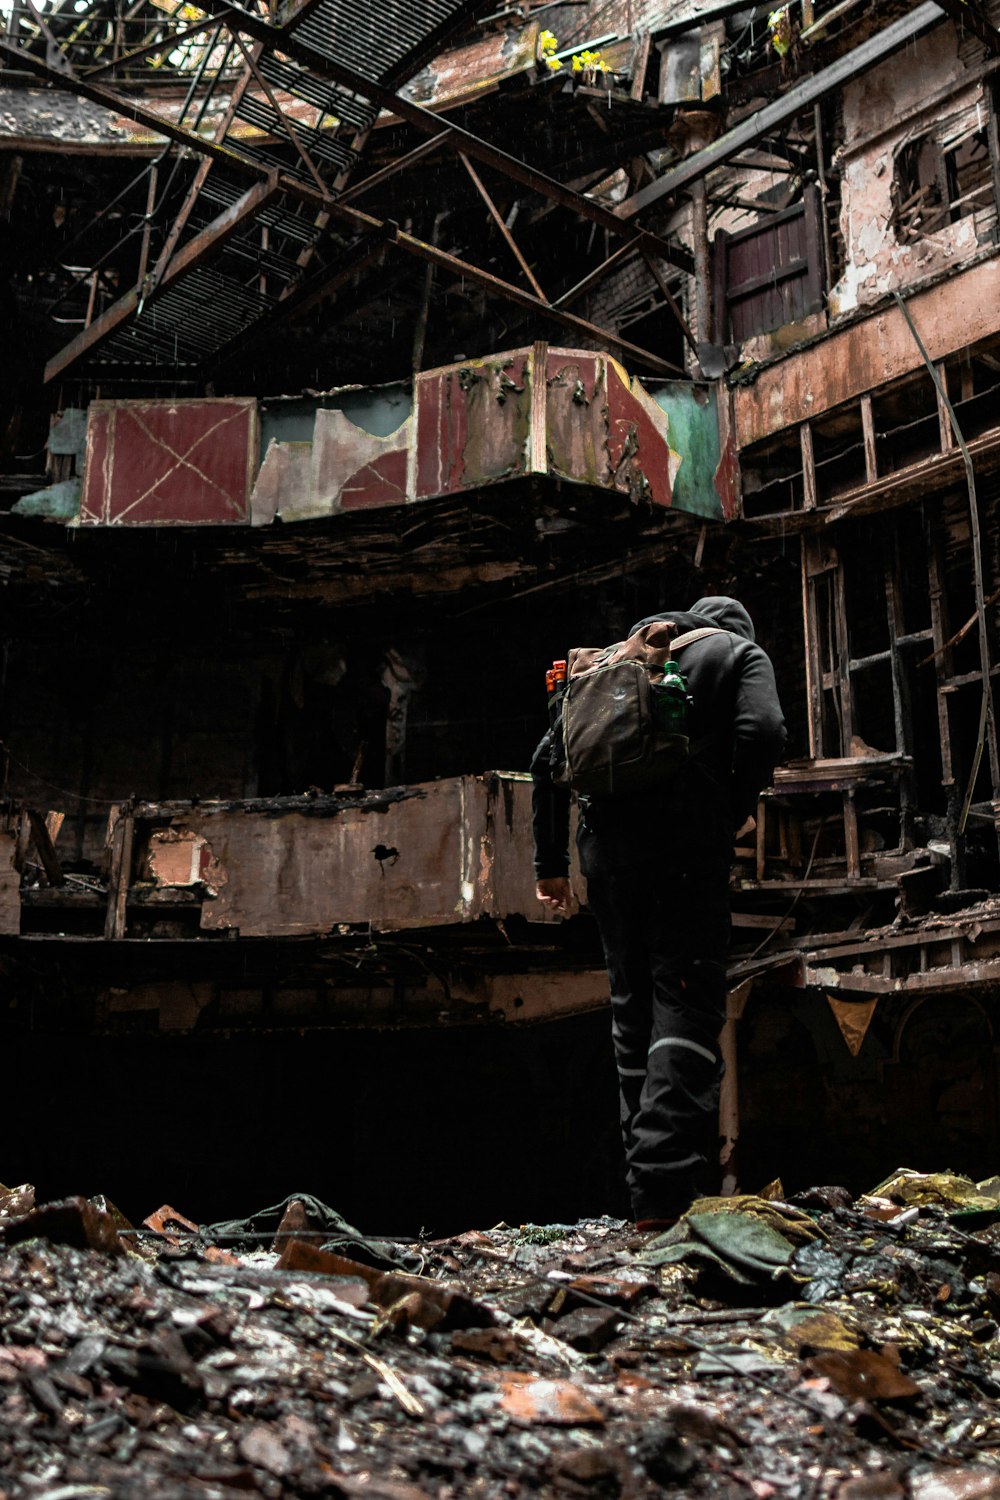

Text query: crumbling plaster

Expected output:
[829,30,987,316]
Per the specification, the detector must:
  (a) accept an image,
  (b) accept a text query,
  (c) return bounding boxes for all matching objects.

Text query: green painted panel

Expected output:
[648,381,725,521]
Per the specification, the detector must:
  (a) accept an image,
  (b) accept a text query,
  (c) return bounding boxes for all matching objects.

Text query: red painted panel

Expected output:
[339,448,410,510]
[414,355,530,500]
[604,363,674,509]
[80,399,257,525]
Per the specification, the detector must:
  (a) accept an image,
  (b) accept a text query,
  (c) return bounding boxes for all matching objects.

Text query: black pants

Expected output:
[581,835,730,1221]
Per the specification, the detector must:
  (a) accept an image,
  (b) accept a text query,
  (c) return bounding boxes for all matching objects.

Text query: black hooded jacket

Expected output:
[530,596,787,878]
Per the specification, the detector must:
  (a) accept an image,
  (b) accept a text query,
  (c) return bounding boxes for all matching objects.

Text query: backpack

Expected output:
[550,621,725,797]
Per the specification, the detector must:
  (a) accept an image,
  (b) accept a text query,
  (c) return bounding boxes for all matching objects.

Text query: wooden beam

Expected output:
[104,808,134,941]
[26,809,64,886]
[618,2,945,218]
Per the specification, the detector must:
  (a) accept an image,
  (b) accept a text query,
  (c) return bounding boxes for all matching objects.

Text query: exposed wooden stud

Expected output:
[928,536,955,786]
[104,807,135,941]
[530,341,549,475]
[844,790,860,878]
[800,422,817,510]
[936,364,954,451]
[26,809,64,887]
[801,535,824,758]
[861,394,877,482]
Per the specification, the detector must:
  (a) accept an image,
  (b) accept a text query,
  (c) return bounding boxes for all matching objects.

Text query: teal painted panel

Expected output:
[648,381,725,521]
[260,384,413,450]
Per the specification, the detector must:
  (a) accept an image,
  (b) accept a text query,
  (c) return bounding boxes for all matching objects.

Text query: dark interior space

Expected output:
[3,1013,628,1234]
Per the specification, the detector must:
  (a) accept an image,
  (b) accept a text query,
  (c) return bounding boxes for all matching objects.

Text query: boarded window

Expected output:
[712,184,824,344]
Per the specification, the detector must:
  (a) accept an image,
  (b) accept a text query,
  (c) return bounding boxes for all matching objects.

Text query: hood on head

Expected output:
[689,596,755,641]
[629,595,755,643]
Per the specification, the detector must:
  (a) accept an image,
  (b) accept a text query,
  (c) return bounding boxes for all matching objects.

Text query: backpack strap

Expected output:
[671,626,727,651]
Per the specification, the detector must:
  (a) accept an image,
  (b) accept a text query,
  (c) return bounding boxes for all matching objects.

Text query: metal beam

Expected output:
[617,1,945,218]
[3,29,685,379]
[384,228,684,375]
[45,175,282,382]
[459,152,546,301]
[339,131,449,205]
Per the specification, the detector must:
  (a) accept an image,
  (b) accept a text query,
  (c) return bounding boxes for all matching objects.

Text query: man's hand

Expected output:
[536,876,574,917]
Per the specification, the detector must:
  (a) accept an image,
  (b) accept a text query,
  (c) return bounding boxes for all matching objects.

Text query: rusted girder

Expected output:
[45,176,283,383]
[2,38,683,379]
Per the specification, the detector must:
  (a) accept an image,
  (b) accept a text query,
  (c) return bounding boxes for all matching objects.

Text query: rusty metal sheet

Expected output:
[250,440,312,526]
[80,398,258,525]
[648,381,729,520]
[414,353,531,499]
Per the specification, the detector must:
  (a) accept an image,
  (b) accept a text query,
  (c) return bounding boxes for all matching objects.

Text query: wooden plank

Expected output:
[530,341,548,475]
[843,790,860,879]
[928,538,955,784]
[0,830,20,936]
[26,809,65,887]
[833,555,854,755]
[104,809,135,940]
[630,29,651,102]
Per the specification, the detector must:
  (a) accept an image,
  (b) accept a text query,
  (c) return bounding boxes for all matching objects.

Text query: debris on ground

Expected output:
[3,1176,1000,1498]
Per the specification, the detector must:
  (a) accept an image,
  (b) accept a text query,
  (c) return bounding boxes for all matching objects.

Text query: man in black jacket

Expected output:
[531,596,786,1229]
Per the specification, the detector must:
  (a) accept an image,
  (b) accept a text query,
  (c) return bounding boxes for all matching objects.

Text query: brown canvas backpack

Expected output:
[551,620,725,797]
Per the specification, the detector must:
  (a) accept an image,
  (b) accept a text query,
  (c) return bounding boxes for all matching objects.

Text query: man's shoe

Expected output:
[634,1216,678,1233]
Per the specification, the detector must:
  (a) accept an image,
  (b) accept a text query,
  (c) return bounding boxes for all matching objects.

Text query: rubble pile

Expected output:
[4,1175,1000,1499]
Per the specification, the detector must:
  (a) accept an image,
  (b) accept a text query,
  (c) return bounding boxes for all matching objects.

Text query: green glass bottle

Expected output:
[651,660,688,738]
